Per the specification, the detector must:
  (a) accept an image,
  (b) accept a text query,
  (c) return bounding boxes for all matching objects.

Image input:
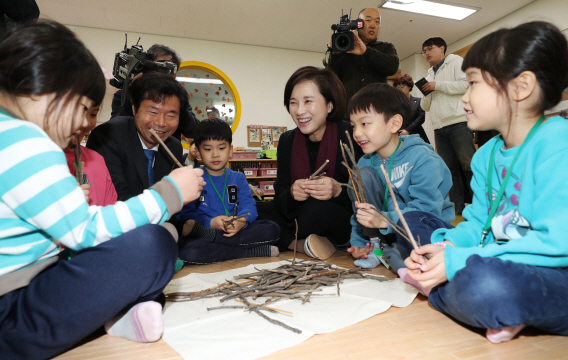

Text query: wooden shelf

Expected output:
[244,176,277,180]
[229,159,277,162]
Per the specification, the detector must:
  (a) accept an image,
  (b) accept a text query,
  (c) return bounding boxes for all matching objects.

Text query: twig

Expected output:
[234,299,293,315]
[379,164,420,252]
[309,159,329,180]
[149,128,184,168]
[224,213,251,229]
[347,169,360,202]
[292,219,298,266]
[249,183,263,201]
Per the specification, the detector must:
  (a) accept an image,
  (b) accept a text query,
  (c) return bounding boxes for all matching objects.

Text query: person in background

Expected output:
[420,36,475,216]
[393,74,430,144]
[64,105,117,206]
[328,7,399,111]
[184,140,200,168]
[110,44,199,140]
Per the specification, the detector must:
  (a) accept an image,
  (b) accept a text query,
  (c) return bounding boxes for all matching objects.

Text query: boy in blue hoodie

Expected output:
[346,83,455,270]
[176,118,280,264]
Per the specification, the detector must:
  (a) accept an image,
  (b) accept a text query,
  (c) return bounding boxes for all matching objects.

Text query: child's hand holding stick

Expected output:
[379,164,431,260]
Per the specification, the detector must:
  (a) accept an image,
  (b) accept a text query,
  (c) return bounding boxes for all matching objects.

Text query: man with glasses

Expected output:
[420,37,475,216]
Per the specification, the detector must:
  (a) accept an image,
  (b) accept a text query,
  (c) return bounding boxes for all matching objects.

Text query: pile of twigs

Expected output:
[166,259,390,333]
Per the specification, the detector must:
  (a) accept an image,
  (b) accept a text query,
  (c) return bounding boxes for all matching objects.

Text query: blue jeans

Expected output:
[0,224,177,360]
[178,220,280,264]
[434,122,476,210]
[429,255,568,334]
[395,211,454,258]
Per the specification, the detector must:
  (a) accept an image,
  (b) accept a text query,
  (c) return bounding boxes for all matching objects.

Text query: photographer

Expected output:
[111,44,198,140]
[327,7,399,104]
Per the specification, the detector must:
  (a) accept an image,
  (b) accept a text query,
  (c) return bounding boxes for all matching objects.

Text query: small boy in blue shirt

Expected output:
[176,118,280,264]
[346,83,455,270]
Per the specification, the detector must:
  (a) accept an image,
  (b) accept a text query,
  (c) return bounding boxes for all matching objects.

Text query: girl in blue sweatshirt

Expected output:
[405,22,568,344]
[0,21,204,359]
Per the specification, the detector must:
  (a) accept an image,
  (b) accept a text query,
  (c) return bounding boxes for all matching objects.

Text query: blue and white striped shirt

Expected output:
[0,113,172,277]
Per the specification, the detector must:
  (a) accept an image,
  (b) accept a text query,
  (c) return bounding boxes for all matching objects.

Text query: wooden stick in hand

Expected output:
[249,183,263,201]
[309,159,329,180]
[379,164,421,252]
[149,129,184,168]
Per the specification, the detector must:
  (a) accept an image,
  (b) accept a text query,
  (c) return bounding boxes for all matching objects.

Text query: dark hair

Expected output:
[462,21,568,115]
[422,37,447,54]
[148,44,181,69]
[283,66,346,123]
[348,83,411,125]
[0,20,105,126]
[193,118,232,148]
[209,107,220,117]
[130,72,189,115]
[393,74,414,91]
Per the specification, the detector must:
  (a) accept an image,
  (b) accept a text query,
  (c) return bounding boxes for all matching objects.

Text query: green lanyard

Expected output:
[371,139,402,212]
[480,116,545,247]
[204,169,231,216]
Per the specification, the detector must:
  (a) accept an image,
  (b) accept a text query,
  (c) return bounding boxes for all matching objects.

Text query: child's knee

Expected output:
[451,256,522,307]
[123,225,177,265]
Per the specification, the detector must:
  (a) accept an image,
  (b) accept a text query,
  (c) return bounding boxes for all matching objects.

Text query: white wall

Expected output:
[447,0,568,54]
[68,25,323,148]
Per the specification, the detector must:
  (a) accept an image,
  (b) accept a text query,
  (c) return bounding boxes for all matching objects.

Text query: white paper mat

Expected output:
[162,261,418,360]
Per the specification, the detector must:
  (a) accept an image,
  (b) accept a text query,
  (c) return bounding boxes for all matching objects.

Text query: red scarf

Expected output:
[290,121,337,182]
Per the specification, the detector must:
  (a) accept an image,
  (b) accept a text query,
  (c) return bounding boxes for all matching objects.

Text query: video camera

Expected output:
[330,13,364,53]
[110,35,178,106]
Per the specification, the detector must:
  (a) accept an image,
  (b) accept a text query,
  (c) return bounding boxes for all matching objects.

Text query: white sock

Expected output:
[270,246,279,257]
[354,251,381,269]
[486,324,526,344]
[104,301,163,343]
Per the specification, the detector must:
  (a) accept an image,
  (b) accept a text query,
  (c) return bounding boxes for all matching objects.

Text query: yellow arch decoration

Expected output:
[178,61,241,134]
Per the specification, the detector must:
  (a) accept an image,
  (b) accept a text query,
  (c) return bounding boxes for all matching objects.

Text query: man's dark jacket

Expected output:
[86,116,183,201]
[328,39,399,102]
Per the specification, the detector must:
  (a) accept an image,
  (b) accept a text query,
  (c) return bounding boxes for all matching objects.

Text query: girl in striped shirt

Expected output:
[0,20,204,359]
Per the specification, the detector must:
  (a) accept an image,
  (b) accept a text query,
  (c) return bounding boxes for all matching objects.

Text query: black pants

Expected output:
[177,220,280,264]
[257,197,352,252]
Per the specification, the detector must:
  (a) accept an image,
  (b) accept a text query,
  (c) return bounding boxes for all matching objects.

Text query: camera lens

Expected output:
[333,33,353,52]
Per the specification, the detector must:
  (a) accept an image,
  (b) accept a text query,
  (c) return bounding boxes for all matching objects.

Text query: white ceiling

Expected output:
[37,0,535,60]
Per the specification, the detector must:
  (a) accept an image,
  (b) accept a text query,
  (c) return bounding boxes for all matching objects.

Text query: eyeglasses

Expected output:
[421,45,439,56]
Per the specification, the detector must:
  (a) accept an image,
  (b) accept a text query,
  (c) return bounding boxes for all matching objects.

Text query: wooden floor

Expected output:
[55,246,568,360]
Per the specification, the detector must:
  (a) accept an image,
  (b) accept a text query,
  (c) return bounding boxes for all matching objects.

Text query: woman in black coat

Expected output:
[393,74,430,144]
[257,67,362,258]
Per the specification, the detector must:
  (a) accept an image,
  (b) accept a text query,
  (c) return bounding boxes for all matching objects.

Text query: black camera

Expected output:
[110,35,178,105]
[331,14,364,52]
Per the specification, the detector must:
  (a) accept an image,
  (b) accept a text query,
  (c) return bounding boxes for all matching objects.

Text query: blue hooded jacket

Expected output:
[350,134,455,248]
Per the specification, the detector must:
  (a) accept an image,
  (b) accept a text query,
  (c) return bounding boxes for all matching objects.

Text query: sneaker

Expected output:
[304,234,336,260]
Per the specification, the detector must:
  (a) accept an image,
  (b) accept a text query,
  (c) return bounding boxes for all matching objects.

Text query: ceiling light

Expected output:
[176,77,223,84]
[381,0,478,21]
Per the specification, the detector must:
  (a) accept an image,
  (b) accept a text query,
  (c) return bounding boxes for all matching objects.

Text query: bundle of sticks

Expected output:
[166,259,390,333]
[337,131,427,256]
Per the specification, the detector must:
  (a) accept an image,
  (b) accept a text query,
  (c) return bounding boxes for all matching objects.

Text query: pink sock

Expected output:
[104,301,163,343]
[398,268,431,296]
[486,324,526,343]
